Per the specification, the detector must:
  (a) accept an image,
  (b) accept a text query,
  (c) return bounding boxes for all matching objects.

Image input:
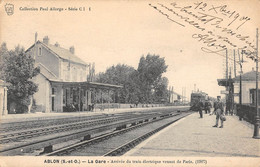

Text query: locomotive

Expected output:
[190,92,208,111]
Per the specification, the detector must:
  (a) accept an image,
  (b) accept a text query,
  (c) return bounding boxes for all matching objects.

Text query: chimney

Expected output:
[35,32,38,43]
[69,46,75,54]
[43,36,49,45]
[54,42,60,47]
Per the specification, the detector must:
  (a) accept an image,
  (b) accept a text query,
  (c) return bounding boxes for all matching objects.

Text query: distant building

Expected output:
[25,35,121,113]
[168,88,182,104]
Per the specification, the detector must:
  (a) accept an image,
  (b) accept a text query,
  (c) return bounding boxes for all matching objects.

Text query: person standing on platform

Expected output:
[197,97,204,118]
[204,100,212,114]
[213,96,224,128]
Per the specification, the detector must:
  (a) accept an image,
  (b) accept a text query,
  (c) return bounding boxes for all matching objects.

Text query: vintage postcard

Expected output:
[0,0,259,167]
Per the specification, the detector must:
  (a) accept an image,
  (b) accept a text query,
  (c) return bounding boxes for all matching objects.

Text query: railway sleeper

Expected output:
[116,124,127,130]
[130,122,136,126]
[82,134,91,141]
[138,120,143,124]
[2,113,180,155]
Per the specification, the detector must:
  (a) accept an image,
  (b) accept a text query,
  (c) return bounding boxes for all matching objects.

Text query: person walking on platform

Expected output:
[204,100,212,114]
[197,98,204,118]
[213,96,224,128]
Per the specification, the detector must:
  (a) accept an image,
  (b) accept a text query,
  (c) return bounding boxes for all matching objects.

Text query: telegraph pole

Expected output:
[226,49,229,112]
[182,87,184,104]
[234,49,237,78]
[168,86,171,103]
[171,86,174,104]
[253,28,260,139]
[238,49,243,106]
[184,87,186,104]
[226,49,228,80]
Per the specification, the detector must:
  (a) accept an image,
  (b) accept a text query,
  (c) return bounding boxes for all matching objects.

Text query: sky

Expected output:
[0,0,259,101]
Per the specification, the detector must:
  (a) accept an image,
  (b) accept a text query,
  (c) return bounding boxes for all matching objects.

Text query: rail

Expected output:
[0,112,182,155]
[103,113,189,156]
[44,112,184,156]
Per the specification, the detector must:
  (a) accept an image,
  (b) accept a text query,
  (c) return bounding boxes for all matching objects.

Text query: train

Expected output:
[190,91,208,111]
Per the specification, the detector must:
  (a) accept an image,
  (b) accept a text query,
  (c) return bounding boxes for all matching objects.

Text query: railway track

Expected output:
[104,113,189,156]
[0,112,156,144]
[0,111,150,133]
[0,114,113,133]
[43,111,191,156]
[0,108,176,133]
[0,107,190,156]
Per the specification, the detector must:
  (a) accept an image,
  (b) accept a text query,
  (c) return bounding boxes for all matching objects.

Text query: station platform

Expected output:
[126,112,260,157]
[0,106,188,123]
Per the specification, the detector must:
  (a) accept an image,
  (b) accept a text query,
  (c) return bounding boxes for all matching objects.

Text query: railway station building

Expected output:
[26,36,121,113]
[217,68,260,105]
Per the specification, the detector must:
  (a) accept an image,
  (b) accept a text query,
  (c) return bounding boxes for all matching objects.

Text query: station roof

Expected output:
[49,80,123,90]
[26,41,87,66]
[233,70,260,82]
[217,78,234,87]
[217,70,260,87]
[36,63,58,80]
[43,42,87,66]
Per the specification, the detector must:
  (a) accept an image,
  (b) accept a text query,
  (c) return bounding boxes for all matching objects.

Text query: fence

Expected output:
[237,104,258,124]
[94,103,166,110]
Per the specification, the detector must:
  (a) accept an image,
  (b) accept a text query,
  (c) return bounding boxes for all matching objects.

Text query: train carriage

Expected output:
[190,92,208,111]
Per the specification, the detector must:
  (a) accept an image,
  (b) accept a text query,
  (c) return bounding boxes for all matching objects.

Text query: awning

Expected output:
[49,80,123,90]
[217,79,234,87]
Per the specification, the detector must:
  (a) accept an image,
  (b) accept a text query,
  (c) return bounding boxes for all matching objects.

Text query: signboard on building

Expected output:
[220,90,229,94]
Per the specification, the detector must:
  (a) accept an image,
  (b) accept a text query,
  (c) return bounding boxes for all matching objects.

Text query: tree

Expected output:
[96,54,169,104]
[0,45,40,113]
[97,64,135,84]
[137,54,168,103]
[126,70,141,104]
[153,77,169,103]
[0,43,9,79]
[96,64,136,103]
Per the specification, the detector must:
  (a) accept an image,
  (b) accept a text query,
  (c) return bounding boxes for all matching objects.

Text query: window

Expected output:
[38,47,42,56]
[72,68,77,81]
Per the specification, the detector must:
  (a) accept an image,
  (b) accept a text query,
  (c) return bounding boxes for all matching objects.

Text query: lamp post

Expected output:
[238,49,244,120]
[253,28,260,139]
[239,62,242,105]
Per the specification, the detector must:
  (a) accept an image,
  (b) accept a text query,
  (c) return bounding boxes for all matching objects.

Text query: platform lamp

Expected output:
[238,48,244,121]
